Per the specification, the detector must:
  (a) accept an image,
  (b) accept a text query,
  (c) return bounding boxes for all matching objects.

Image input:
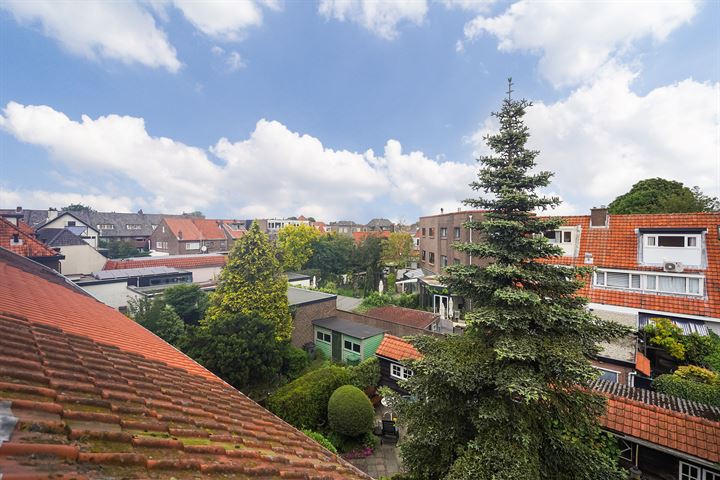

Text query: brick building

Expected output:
[417,209,487,275]
[150,217,246,255]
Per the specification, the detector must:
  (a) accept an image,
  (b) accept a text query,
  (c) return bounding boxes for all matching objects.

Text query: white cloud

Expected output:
[0,187,135,213]
[1,0,181,72]
[225,51,246,71]
[0,102,478,219]
[440,0,494,13]
[172,0,278,41]
[319,0,428,40]
[463,0,699,87]
[469,68,720,211]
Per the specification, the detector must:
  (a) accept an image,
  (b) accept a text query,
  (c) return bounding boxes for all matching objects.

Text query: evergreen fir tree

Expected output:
[205,221,292,341]
[393,80,630,480]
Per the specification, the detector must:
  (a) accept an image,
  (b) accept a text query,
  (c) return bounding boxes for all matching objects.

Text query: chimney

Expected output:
[15,206,22,213]
[590,206,608,228]
[47,208,58,220]
[178,229,183,240]
[440,208,444,214]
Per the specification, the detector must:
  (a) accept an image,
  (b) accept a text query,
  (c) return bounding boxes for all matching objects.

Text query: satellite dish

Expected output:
[201,245,208,253]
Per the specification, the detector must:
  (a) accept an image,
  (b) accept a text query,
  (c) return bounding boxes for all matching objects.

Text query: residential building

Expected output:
[352,230,391,245]
[327,220,365,235]
[312,316,386,364]
[150,217,244,255]
[417,209,487,275]
[375,334,421,394]
[265,217,310,233]
[35,228,106,275]
[0,217,64,271]
[36,211,100,248]
[0,248,369,479]
[366,218,395,232]
[104,253,227,283]
[288,287,338,348]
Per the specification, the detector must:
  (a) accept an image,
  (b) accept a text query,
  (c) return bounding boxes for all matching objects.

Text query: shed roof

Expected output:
[287,286,336,306]
[375,334,421,361]
[104,254,227,271]
[94,266,188,280]
[365,306,438,329]
[312,316,386,339]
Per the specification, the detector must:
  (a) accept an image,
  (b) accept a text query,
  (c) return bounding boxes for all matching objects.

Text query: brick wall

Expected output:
[291,298,337,348]
[335,310,443,338]
[591,359,635,386]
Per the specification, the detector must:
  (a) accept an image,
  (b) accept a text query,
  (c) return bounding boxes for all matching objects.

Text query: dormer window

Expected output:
[10,233,21,245]
[542,227,579,257]
[640,229,704,267]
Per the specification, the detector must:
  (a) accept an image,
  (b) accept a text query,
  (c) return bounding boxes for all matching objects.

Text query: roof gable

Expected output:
[376,334,421,361]
[0,218,61,259]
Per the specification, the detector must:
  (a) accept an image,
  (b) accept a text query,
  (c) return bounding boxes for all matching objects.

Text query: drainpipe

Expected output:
[468,214,473,265]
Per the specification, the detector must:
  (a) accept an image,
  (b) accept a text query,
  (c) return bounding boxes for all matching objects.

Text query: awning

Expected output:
[638,313,709,336]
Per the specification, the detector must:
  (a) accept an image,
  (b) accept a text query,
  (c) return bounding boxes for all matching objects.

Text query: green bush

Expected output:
[702,332,720,373]
[653,374,720,406]
[326,430,378,454]
[327,385,374,437]
[280,343,310,380]
[681,333,714,366]
[268,366,350,429]
[674,365,718,385]
[644,318,685,360]
[349,357,380,391]
[301,429,337,454]
[359,292,420,312]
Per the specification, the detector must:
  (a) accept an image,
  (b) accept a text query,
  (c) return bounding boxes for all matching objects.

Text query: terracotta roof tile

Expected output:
[163,218,227,241]
[366,305,438,329]
[375,334,421,361]
[352,231,391,244]
[104,254,228,271]
[0,250,369,479]
[0,217,60,258]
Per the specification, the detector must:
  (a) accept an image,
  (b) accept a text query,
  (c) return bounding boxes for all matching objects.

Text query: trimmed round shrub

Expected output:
[328,385,374,437]
[268,366,350,429]
[653,374,720,406]
[301,429,337,454]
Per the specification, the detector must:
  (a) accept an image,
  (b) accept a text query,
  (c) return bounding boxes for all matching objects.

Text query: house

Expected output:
[312,316,386,364]
[35,228,107,275]
[375,334,421,394]
[0,217,64,271]
[327,220,365,235]
[265,217,310,233]
[288,286,338,348]
[366,218,395,232]
[72,209,169,248]
[150,217,243,255]
[352,230,391,245]
[417,209,488,275]
[104,253,227,284]
[0,248,369,479]
[35,211,100,249]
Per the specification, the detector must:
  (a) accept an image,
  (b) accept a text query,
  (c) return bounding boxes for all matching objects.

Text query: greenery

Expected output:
[205,221,292,341]
[653,373,720,406]
[307,234,356,283]
[349,357,380,391]
[390,81,630,480]
[100,239,149,259]
[163,284,208,325]
[127,296,186,345]
[608,178,719,214]
[357,236,383,295]
[358,291,419,312]
[327,385,375,437]
[327,430,378,454]
[301,429,338,454]
[182,311,283,396]
[673,365,718,385]
[280,342,310,381]
[644,318,686,360]
[62,203,96,213]
[268,365,351,429]
[382,232,414,268]
[278,224,322,271]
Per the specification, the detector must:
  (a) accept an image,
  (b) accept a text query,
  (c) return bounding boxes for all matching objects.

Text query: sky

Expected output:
[0,0,718,223]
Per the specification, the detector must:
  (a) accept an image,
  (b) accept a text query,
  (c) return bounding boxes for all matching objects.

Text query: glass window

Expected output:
[441,256,448,268]
[594,272,606,286]
[680,462,701,480]
[429,228,434,237]
[658,275,686,293]
[687,236,698,247]
[316,331,331,343]
[563,231,572,243]
[596,368,619,383]
[421,228,426,236]
[631,274,641,289]
[646,275,656,290]
[422,250,426,260]
[453,258,460,265]
[344,340,360,353]
[440,227,447,238]
[544,231,560,243]
[688,277,701,294]
[658,235,685,247]
[606,272,629,288]
[704,470,720,480]
[646,236,656,246]
[390,363,413,380]
[429,252,435,264]
[454,227,461,239]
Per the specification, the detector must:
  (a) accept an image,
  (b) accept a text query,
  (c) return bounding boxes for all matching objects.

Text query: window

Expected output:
[428,228,434,237]
[344,339,361,353]
[595,367,619,383]
[440,227,447,238]
[453,258,460,265]
[162,241,168,249]
[644,233,701,248]
[429,252,435,264]
[162,226,165,233]
[680,462,701,480]
[454,227,461,239]
[10,234,20,245]
[544,229,573,244]
[421,228,426,237]
[316,331,331,343]
[98,224,115,230]
[390,363,413,380]
[156,241,163,249]
[67,221,76,227]
[126,224,142,230]
[594,269,703,297]
[705,471,720,480]
[422,250,426,260]
[185,242,201,250]
[618,439,635,463]
[658,235,685,247]
[441,256,448,268]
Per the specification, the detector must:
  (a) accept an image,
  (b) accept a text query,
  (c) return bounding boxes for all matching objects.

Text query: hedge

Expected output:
[268,365,350,428]
[327,385,374,437]
[653,374,720,406]
[301,429,337,454]
[349,357,380,391]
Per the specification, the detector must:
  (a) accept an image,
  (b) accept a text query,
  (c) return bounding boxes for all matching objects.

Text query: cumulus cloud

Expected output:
[1,0,182,72]
[172,0,279,41]
[463,0,699,87]
[318,0,428,40]
[0,102,477,219]
[0,187,135,213]
[469,68,720,212]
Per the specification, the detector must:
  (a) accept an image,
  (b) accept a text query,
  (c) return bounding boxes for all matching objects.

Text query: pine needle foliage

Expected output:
[394,80,631,480]
[205,221,292,341]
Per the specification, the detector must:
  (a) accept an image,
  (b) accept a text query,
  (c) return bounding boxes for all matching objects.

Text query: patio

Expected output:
[348,403,404,478]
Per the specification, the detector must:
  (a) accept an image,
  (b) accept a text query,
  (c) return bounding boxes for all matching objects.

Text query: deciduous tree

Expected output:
[393,80,630,480]
[381,232,413,268]
[608,178,719,214]
[277,224,321,271]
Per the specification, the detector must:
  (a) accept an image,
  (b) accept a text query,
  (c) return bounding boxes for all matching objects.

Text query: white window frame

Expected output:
[185,241,201,250]
[595,367,620,383]
[680,461,701,480]
[440,227,448,238]
[618,438,634,462]
[98,224,115,230]
[156,241,163,249]
[543,227,576,244]
[343,339,361,354]
[644,233,701,249]
[390,363,413,380]
[316,330,331,343]
[705,470,720,480]
[593,268,704,297]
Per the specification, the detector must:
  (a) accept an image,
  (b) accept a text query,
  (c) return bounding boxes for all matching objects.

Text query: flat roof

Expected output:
[287,286,336,306]
[312,316,386,339]
[94,266,189,280]
[286,272,311,281]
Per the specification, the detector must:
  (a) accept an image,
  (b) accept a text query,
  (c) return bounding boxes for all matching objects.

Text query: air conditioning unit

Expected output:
[663,261,684,273]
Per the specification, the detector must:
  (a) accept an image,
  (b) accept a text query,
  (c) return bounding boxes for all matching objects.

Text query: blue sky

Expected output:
[0,0,718,222]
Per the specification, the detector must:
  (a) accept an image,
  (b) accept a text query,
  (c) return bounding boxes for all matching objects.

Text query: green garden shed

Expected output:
[312,317,386,365]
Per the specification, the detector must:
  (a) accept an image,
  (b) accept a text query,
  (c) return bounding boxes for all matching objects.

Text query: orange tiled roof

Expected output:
[0,249,369,479]
[375,334,421,361]
[542,212,720,319]
[104,254,228,271]
[0,217,59,259]
[352,231,391,244]
[163,218,229,241]
[366,306,438,329]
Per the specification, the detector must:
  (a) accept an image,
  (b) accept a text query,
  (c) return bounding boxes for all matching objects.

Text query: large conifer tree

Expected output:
[394,81,630,479]
[205,221,292,341]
